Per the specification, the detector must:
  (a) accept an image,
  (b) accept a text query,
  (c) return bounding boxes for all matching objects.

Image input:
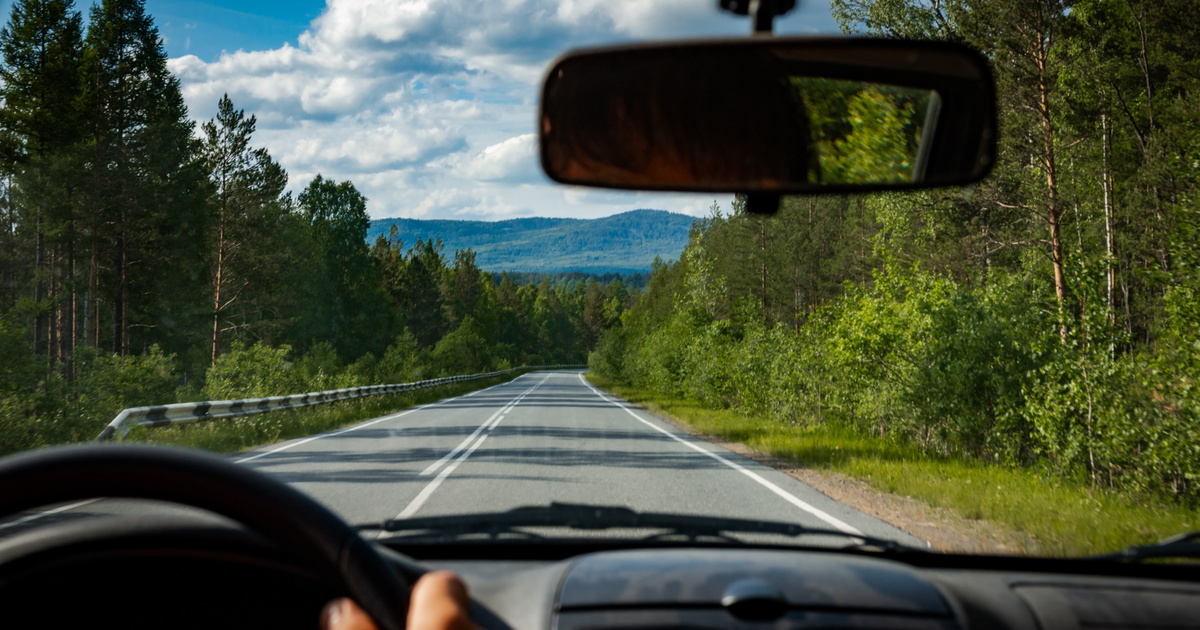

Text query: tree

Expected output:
[443,248,481,330]
[83,0,209,356]
[0,0,85,367]
[401,239,447,347]
[201,94,289,364]
[298,175,389,358]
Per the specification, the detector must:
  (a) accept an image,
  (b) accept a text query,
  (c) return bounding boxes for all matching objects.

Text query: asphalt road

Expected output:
[1,370,924,547]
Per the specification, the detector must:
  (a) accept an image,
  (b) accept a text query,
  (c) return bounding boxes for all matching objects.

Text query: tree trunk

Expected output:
[88,214,98,349]
[34,215,45,355]
[48,245,58,370]
[759,216,767,322]
[211,216,225,366]
[1102,114,1115,324]
[114,204,126,355]
[1033,15,1067,338]
[66,224,76,380]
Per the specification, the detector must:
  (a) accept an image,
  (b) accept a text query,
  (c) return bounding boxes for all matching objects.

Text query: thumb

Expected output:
[320,598,378,630]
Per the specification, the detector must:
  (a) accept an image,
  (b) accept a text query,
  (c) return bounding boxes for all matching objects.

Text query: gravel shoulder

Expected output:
[639,404,1039,554]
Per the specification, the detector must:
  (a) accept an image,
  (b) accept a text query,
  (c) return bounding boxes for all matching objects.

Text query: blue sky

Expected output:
[150,0,328,60]
[3,0,847,220]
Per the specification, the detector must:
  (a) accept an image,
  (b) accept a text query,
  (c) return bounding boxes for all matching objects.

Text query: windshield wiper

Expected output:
[1091,532,1200,562]
[359,502,925,552]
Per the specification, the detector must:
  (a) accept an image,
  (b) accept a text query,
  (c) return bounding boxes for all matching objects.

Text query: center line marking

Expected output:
[577,373,863,536]
[419,374,547,476]
[400,374,551,517]
[396,434,490,520]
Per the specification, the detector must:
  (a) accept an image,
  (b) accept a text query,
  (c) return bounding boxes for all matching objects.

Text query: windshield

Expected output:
[0,0,1198,560]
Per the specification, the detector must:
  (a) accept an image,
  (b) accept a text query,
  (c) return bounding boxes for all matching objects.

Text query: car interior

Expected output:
[1,1,1197,629]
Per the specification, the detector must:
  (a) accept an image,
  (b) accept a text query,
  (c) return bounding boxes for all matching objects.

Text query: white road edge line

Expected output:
[577,373,864,536]
[234,376,523,465]
[0,498,101,531]
[398,373,551,518]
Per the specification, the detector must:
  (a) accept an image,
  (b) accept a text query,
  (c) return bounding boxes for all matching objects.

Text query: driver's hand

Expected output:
[320,571,476,630]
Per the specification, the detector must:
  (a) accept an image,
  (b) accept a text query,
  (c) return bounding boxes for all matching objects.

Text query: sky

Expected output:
[4,0,848,221]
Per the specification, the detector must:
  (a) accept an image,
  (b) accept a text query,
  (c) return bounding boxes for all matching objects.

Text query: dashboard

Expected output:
[2,514,1198,630]
[439,548,1200,630]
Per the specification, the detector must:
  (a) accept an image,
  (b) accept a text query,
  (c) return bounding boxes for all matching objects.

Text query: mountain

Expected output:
[366,209,695,274]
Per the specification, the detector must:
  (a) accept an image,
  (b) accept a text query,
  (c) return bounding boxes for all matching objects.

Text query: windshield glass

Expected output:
[0,0,1198,560]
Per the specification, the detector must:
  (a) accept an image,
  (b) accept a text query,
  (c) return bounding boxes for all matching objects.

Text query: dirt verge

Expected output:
[642,405,1040,554]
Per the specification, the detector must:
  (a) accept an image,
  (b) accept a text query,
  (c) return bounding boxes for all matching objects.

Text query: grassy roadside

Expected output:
[586,373,1200,557]
[125,372,524,455]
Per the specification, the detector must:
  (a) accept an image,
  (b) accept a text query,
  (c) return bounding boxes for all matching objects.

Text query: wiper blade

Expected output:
[360,502,925,552]
[1091,531,1200,562]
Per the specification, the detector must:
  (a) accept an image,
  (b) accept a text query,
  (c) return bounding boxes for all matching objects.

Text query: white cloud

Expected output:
[169,0,842,221]
[453,134,539,182]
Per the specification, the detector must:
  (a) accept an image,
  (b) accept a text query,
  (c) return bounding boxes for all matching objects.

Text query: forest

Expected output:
[0,0,628,453]
[592,0,1200,502]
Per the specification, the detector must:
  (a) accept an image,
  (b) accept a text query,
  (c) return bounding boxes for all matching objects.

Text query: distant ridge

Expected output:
[366,209,694,274]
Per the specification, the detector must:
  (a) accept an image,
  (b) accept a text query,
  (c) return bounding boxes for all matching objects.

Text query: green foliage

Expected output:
[299,175,392,359]
[73,344,178,420]
[431,317,491,375]
[591,0,1200,515]
[795,80,927,185]
[0,1,627,455]
[608,244,1200,502]
[374,331,431,383]
[202,342,300,400]
[588,325,628,380]
[590,373,1200,557]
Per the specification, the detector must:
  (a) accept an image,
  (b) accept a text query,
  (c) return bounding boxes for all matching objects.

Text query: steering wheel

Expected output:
[0,445,412,630]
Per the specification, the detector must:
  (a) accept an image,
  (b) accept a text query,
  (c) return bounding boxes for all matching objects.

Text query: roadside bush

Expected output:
[1022,259,1200,499]
[0,316,40,396]
[376,331,431,383]
[589,325,629,380]
[623,316,691,396]
[73,346,180,430]
[295,341,363,390]
[432,317,491,375]
[0,397,46,455]
[204,342,302,399]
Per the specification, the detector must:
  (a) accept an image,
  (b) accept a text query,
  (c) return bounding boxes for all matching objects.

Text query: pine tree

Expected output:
[298,175,390,358]
[82,0,208,356]
[0,0,85,368]
[201,94,288,364]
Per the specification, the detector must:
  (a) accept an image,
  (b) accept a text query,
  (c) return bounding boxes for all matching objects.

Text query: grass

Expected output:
[124,373,523,455]
[586,373,1200,557]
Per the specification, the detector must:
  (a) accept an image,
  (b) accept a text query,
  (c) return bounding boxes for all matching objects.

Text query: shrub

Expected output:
[589,326,629,380]
[376,331,431,383]
[432,317,490,375]
[73,346,179,427]
[204,342,302,399]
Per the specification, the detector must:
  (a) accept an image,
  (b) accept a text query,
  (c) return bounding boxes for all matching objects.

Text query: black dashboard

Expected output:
[4,515,1198,630]
[433,547,1200,630]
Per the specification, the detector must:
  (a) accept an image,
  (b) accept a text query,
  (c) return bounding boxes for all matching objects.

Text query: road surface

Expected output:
[1,370,923,547]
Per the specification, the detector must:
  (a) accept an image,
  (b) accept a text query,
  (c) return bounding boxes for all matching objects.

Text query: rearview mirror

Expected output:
[539,38,995,194]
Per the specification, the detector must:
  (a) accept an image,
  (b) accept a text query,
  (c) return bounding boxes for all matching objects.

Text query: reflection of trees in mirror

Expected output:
[792,78,930,185]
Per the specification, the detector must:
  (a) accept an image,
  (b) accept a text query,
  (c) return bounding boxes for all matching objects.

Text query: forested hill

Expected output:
[366,209,694,274]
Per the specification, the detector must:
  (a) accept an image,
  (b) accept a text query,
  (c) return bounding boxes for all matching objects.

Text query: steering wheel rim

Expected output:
[0,445,411,630]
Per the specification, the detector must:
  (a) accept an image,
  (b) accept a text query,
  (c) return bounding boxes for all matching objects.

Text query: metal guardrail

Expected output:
[95,365,587,442]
